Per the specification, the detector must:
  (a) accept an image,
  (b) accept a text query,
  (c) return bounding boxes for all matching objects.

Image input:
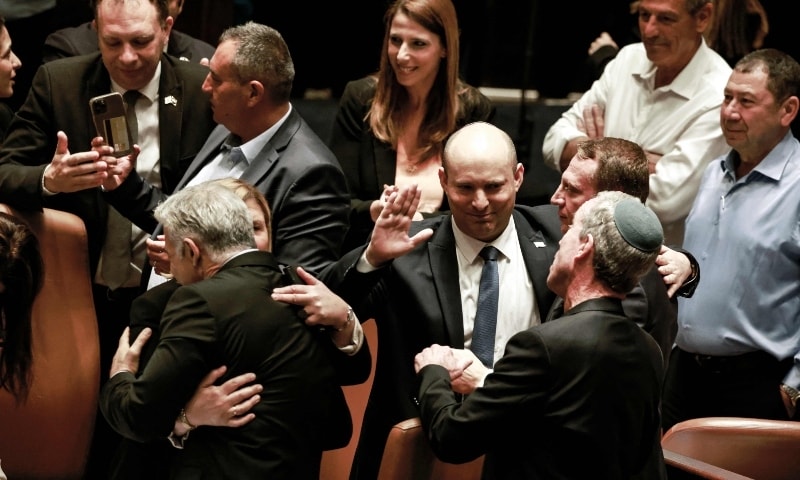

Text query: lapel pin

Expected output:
[534,241,546,248]
[164,95,178,106]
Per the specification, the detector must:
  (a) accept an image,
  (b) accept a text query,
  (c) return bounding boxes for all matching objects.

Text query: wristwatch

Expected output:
[781,384,800,407]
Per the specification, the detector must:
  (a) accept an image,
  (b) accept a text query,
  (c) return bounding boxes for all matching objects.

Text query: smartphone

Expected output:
[89,92,134,157]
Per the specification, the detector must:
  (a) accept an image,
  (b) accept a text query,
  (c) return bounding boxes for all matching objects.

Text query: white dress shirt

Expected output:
[452,216,538,366]
[542,40,732,245]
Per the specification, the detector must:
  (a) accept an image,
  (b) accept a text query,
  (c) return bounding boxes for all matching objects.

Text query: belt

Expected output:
[690,349,784,374]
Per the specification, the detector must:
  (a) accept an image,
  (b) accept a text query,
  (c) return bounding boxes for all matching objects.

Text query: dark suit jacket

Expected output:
[42,21,216,64]
[417,297,667,480]
[0,52,215,274]
[547,266,678,364]
[328,76,496,252]
[100,251,352,479]
[106,112,350,278]
[318,205,562,479]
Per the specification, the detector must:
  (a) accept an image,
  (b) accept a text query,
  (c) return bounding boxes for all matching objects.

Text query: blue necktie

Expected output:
[472,246,500,367]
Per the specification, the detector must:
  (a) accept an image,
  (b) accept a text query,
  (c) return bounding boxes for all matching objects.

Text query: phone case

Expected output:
[89,92,134,157]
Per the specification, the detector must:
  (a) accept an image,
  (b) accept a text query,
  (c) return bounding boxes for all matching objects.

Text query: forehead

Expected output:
[726,68,770,95]
[563,156,598,188]
[96,0,161,34]
[390,12,436,38]
[0,27,9,52]
[639,0,687,15]
[209,41,237,76]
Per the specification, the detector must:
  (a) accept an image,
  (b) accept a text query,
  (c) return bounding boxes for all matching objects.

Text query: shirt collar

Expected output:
[232,103,294,164]
[452,214,517,264]
[110,61,161,103]
[721,130,799,182]
[632,38,715,99]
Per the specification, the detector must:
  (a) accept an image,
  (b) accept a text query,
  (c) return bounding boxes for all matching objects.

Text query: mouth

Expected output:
[396,66,416,74]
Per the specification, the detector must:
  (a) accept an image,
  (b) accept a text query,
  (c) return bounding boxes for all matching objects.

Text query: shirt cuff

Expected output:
[337,317,364,355]
[41,165,56,196]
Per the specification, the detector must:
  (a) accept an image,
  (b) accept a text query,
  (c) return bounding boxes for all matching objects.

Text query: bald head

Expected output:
[443,122,517,174]
[440,122,523,243]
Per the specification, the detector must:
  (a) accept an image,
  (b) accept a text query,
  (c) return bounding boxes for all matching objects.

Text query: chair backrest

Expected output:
[0,205,100,480]
[661,416,800,480]
[320,320,378,480]
[376,417,484,480]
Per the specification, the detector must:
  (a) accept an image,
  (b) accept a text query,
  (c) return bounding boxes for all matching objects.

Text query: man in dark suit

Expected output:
[101,21,349,278]
[42,0,215,64]
[0,1,216,477]
[100,181,351,478]
[415,190,667,479]
[547,137,699,363]
[317,122,563,479]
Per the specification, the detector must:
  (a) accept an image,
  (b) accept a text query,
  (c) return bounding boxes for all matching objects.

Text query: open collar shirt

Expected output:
[677,131,800,387]
[542,39,732,245]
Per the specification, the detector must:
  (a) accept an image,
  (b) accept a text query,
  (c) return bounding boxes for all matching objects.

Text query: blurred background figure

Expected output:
[0,16,21,143]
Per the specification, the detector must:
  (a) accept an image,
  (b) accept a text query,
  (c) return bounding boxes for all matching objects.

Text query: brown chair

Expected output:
[376,417,484,480]
[320,320,378,480]
[661,417,800,480]
[0,205,100,480]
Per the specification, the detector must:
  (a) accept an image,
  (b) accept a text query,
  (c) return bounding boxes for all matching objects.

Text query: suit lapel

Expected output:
[514,210,559,320]
[157,56,184,191]
[239,109,303,186]
[176,125,230,190]
[426,218,466,347]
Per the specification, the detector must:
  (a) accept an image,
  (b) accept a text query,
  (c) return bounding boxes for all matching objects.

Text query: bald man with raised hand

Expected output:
[317,121,563,480]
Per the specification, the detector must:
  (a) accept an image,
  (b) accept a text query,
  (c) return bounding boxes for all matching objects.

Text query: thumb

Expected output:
[199,365,228,387]
[55,131,69,156]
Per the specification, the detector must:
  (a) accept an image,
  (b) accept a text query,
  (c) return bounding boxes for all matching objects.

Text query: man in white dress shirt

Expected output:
[542,0,732,245]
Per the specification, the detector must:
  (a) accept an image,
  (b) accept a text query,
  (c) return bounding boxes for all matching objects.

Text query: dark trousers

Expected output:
[662,346,795,432]
[85,284,141,480]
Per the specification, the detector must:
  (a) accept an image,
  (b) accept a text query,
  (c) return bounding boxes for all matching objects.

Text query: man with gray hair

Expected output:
[543,0,732,246]
[101,21,349,279]
[99,181,350,478]
[414,190,667,479]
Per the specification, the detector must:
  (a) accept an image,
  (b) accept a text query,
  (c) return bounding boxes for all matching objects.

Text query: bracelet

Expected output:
[335,306,354,332]
[781,384,800,408]
[179,408,197,430]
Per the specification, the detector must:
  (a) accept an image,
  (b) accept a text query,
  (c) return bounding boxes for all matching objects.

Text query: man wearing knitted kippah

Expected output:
[414,190,667,479]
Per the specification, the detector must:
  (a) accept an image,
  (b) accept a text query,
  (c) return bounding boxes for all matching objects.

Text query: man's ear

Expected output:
[248,80,265,105]
[576,233,594,260]
[183,238,201,266]
[780,96,800,127]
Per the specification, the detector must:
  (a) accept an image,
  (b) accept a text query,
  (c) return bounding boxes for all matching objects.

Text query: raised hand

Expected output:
[364,184,434,267]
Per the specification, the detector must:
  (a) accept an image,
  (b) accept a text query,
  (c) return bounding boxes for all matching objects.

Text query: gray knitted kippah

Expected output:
[613,199,663,252]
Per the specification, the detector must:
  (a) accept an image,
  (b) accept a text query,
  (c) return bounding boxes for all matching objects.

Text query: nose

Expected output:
[550,187,563,206]
[397,42,410,61]
[119,43,138,63]
[11,51,21,70]
[201,73,212,94]
[641,16,658,38]
[722,101,741,120]
[472,190,489,210]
